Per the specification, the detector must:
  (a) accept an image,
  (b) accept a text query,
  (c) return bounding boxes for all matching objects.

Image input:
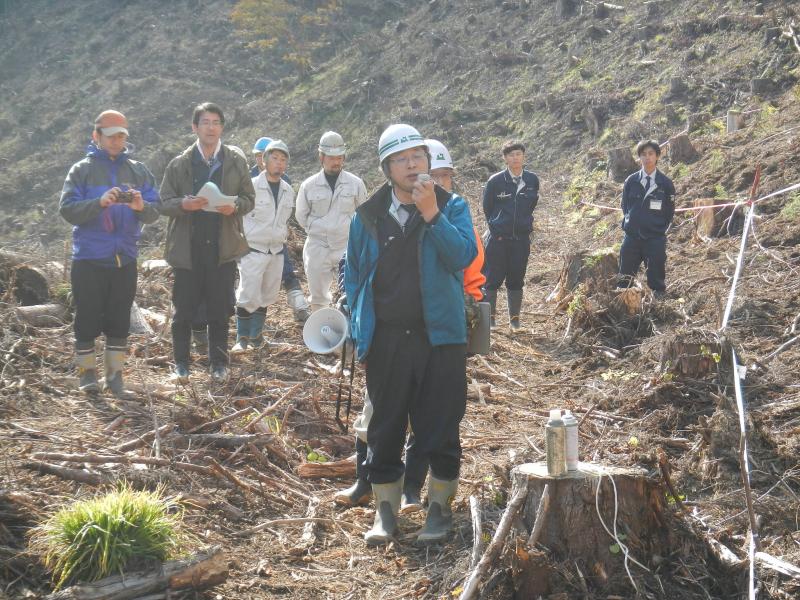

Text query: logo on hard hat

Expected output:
[399,136,407,143]
[436,153,445,160]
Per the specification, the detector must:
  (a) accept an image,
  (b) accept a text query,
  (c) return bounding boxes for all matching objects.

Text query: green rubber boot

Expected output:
[231,315,251,353]
[508,289,523,332]
[416,475,457,544]
[103,339,132,399]
[364,478,402,546]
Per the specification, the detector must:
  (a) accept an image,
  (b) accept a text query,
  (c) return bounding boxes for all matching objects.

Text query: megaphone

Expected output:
[303,307,349,354]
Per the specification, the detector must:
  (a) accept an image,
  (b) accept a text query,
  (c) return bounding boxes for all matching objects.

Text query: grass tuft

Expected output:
[31,483,186,590]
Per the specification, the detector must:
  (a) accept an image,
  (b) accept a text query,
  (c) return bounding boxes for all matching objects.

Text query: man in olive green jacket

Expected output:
[159,102,255,382]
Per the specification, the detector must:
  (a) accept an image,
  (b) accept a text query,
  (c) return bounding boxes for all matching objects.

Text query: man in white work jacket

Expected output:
[295,131,367,312]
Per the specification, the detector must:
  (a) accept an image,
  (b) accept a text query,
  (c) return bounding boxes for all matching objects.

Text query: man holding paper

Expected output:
[159,102,255,382]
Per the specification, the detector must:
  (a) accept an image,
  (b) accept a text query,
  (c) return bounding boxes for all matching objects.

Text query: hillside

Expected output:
[1,1,800,599]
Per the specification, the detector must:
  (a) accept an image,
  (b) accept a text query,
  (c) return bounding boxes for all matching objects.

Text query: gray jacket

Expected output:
[159,143,255,268]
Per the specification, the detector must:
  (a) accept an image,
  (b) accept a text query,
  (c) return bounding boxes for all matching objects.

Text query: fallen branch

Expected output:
[188,407,255,433]
[460,485,528,600]
[44,547,227,600]
[168,432,274,449]
[21,461,105,485]
[755,551,800,580]
[113,423,175,453]
[296,457,356,480]
[235,517,365,537]
[469,495,483,569]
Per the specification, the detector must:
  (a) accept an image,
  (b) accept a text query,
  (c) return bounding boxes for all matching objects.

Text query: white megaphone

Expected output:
[302,307,349,354]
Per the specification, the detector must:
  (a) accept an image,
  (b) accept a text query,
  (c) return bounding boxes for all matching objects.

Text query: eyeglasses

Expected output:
[388,151,427,167]
[198,119,222,127]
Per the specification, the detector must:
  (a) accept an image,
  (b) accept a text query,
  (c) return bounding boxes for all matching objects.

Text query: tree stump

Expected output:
[659,330,731,378]
[750,78,772,95]
[668,133,698,164]
[511,462,671,596]
[607,147,638,182]
[693,198,736,239]
[550,250,618,307]
[726,109,744,134]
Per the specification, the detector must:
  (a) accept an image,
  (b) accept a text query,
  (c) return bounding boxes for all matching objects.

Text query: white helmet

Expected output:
[318,131,346,156]
[425,139,453,170]
[265,139,289,159]
[378,123,426,163]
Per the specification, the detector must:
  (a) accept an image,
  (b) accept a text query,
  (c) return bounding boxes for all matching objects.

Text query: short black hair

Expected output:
[502,140,525,155]
[636,139,661,156]
[192,102,225,126]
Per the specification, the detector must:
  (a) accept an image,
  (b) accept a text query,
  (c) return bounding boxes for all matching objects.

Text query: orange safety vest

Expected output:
[463,227,486,301]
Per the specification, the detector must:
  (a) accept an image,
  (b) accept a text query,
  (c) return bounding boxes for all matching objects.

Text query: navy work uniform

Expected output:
[618,168,676,292]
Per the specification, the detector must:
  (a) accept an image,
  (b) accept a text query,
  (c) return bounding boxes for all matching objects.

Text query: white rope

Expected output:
[720,202,756,332]
[594,473,650,594]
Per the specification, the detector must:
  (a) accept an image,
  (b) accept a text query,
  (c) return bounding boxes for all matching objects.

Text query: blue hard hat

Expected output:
[252,136,272,153]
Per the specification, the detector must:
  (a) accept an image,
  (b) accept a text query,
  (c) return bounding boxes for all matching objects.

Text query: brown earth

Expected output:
[2,1,800,599]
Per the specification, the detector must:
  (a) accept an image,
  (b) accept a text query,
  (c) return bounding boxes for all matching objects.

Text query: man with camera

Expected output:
[344,124,476,545]
[59,110,160,398]
[159,102,255,383]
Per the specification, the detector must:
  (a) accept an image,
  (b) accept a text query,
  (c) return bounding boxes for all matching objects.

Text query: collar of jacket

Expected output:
[86,142,130,163]
[356,181,452,235]
[502,168,534,185]
[628,168,669,188]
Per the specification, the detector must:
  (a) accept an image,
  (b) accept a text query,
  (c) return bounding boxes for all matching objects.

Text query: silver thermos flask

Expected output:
[562,409,579,471]
[546,409,567,476]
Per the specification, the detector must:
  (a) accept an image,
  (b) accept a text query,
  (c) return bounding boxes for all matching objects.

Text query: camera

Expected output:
[116,190,134,203]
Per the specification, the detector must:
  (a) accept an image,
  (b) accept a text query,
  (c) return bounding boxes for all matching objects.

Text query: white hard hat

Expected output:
[318,131,346,156]
[425,139,453,170]
[378,124,426,163]
[266,139,289,159]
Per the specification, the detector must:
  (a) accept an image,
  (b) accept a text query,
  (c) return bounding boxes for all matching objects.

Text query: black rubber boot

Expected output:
[364,478,402,546]
[484,289,498,329]
[508,289,523,331]
[334,438,372,507]
[416,475,457,544]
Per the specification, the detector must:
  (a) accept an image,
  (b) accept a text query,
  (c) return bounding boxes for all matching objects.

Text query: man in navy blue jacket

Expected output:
[482,140,539,330]
[618,140,676,297]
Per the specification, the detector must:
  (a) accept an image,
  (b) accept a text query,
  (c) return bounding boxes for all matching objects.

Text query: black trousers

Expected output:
[71,260,137,345]
[483,237,530,291]
[365,323,466,484]
[172,261,236,366]
[618,234,667,292]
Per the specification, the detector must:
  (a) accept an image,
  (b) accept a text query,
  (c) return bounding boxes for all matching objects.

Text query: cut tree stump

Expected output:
[511,462,671,596]
[550,249,618,307]
[659,330,731,378]
[15,303,69,327]
[45,548,227,600]
[668,133,698,164]
[0,250,64,305]
[607,147,638,182]
[693,198,736,239]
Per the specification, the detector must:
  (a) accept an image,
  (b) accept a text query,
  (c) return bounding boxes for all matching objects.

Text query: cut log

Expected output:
[551,249,618,307]
[607,147,638,182]
[668,133,698,164]
[750,78,772,95]
[659,330,730,378]
[726,109,744,134]
[45,548,227,600]
[511,462,671,594]
[668,77,687,97]
[296,457,356,479]
[15,303,69,327]
[0,250,64,305]
[693,198,737,239]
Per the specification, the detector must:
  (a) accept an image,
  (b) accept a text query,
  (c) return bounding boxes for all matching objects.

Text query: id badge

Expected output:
[649,199,662,210]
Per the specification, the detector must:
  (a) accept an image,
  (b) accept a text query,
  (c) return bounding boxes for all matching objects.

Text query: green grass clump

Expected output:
[31,484,186,590]
[781,192,800,219]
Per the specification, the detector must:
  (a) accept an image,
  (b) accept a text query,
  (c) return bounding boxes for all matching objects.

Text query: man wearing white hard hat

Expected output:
[344,124,477,545]
[233,140,295,351]
[296,131,367,312]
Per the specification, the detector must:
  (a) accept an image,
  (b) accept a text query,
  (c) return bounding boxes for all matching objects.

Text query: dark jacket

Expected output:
[159,143,255,268]
[482,168,539,239]
[621,169,675,239]
[345,182,477,361]
[59,143,160,262]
